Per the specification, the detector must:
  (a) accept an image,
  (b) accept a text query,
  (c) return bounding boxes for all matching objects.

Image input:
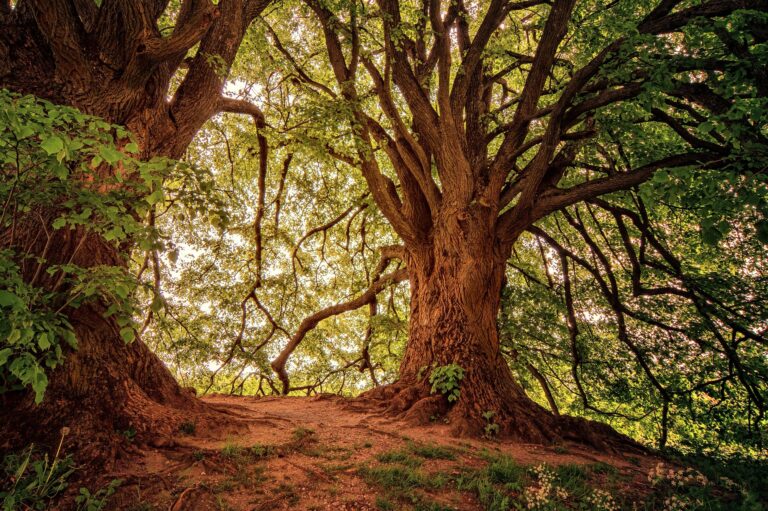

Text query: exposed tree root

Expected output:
[358,381,644,454]
[0,308,243,468]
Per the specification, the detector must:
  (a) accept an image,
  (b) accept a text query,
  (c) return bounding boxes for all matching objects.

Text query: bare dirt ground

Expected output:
[94,395,661,510]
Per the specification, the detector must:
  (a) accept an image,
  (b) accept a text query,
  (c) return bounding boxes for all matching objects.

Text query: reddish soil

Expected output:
[81,395,661,510]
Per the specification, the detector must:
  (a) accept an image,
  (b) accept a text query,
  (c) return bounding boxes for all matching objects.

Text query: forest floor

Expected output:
[86,394,679,511]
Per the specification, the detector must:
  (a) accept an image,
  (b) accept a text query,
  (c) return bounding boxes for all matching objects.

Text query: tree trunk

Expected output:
[364,208,636,449]
[0,211,205,464]
[0,1,263,461]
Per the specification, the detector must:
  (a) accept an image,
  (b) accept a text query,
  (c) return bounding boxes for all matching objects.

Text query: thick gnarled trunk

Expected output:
[0,217,204,462]
[0,1,267,460]
[365,210,636,449]
[389,211,557,440]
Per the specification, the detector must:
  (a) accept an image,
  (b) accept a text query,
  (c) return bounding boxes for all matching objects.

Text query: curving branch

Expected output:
[271,249,407,394]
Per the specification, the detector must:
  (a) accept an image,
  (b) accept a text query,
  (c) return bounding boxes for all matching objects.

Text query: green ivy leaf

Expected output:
[146,188,164,205]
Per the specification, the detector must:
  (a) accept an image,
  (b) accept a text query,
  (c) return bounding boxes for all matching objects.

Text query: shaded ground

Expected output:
[75,394,668,510]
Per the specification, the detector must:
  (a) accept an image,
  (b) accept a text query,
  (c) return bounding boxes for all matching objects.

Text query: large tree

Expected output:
[0,0,272,455]
[287,0,768,440]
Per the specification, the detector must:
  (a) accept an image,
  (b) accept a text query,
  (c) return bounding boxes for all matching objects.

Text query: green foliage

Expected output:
[220,439,244,459]
[249,444,275,459]
[429,364,464,403]
[482,411,500,439]
[75,479,122,511]
[291,426,315,442]
[407,442,456,461]
[376,449,422,468]
[0,444,74,511]
[0,254,77,403]
[121,427,136,443]
[454,454,524,511]
[0,89,226,403]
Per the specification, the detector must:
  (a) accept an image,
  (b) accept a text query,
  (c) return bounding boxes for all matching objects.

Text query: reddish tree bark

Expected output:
[0,0,270,460]
[306,0,759,444]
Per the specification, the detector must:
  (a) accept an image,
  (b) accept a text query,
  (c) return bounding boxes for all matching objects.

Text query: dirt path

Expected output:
[99,395,659,510]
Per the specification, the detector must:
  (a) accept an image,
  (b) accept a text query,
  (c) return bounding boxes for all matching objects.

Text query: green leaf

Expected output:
[0,348,11,366]
[120,327,135,343]
[0,290,21,307]
[38,332,51,350]
[150,295,163,313]
[99,146,124,165]
[146,188,164,205]
[31,368,48,404]
[8,329,21,344]
[41,136,64,155]
[16,125,35,139]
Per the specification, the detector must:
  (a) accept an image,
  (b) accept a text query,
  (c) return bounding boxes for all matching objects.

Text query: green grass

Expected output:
[552,464,591,500]
[360,465,426,491]
[589,461,619,476]
[360,461,454,510]
[485,455,528,487]
[364,445,768,511]
[375,495,396,510]
[377,449,423,467]
[454,455,524,511]
[407,442,456,460]
[291,427,315,442]
[220,440,244,459]
[0,444,75,510]
[249,443,276,459]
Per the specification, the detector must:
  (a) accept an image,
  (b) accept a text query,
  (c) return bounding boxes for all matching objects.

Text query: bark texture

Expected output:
[0,0,269,460]
[362,209,636,450]
[309,0,753,446]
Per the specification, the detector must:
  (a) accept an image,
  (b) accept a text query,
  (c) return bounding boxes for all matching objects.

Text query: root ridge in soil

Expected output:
[355,381,644,455]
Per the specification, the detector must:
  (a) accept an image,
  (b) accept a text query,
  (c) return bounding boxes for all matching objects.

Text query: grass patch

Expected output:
[249,443,276,459]
[486,455,527,488]
[636,452,768,511]
[360,463,454,510]
[375,495,396,510]
[552,463,591,500]
[291,427,315,442]
[589,461,619,476]
[454,455,524,511]
[377,449,422,468]
[220,438,244,459]
[360,465,426,492]
[408,442,456,460]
